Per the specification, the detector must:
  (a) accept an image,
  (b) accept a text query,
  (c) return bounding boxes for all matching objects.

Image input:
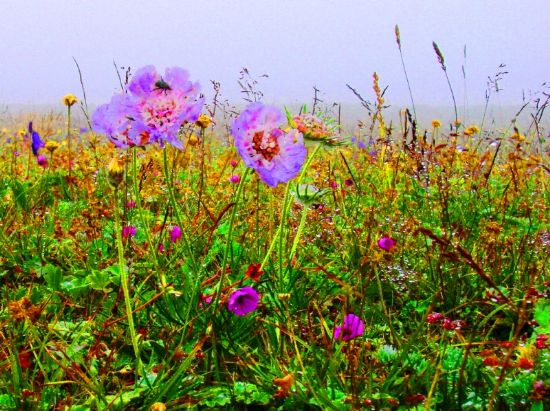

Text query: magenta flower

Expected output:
[227,286,260,316]
[169,225,182,243]
[378,236,397,251]
[231,103,306,187]
[334,313,364,341]
[36,155,48,167]
[229,174,240,184]
[122,225,137,238]
[128,65,204,149]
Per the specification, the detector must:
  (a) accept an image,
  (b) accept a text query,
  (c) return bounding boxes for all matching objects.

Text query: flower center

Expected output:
[252,130,280,162]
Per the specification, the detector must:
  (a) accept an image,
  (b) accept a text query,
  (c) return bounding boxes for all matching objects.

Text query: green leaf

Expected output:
[534,300,550,329]
[87,269,112,291]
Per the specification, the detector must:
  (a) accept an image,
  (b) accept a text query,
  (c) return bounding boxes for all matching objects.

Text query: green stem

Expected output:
[114,187,141,369]
[131,148,162,283]
[288,204,308,266]
[163,146,198,274]
[212,167,251,307]
[67,106,72,177]
[261,143,322,272]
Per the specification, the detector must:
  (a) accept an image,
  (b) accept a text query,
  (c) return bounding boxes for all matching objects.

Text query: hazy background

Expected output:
[1,0,549,126]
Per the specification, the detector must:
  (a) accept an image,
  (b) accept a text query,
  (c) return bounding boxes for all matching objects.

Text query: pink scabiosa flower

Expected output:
[231,102,306,187]
[227,286,260,316]
[334,313,364,341]
[169,225,182,243]
[92,94,150,149]
[378,236,397,251]
[128,65,204,149]
[122,225,137,238]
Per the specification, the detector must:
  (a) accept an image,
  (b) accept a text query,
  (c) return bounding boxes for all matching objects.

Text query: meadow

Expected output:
[0,55,548,410]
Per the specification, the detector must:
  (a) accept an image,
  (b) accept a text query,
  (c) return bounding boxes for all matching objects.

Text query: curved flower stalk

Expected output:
[231,102,306,187]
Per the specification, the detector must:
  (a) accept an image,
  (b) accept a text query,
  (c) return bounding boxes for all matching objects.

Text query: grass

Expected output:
[0,72,548,411]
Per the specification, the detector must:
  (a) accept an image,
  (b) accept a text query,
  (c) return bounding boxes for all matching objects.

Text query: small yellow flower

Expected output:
[107,157,125,187]
[18,129,26,137]
[513,132,525,142]
[45,140,60,153]
[195,114,212,129]
[188,134,200,146]
[150,403,167,411]
[432,119,441,129]
[63,94,78,107]
[464,125,480,136]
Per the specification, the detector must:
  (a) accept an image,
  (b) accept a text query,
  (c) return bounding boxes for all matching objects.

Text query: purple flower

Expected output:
[29,122,45,156]
[128,65,204,149]
[92,94,149,148]
[227,286,260,316]
[169,225,182,243]
[122,225,137,238]
[358,140,367,150]
[231,102,306,187]
[36,155,48,167]
[334,313,364,341]
[377,236,396,251]
[229,174,240,184]
[92,65,204,149]
[126,200,136,209]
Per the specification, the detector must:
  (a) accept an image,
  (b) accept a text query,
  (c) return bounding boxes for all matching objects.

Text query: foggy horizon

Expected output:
[1,1,549,114]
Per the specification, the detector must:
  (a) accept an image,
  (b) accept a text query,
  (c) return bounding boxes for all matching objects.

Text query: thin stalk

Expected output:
[67,105,72,177]
[163,146,198,274]
[212,167,251,307]
[288,204,308,266]
[395,25,417,120]
[131,148,163,284]
[261,143,322,271]
[114,186,141,370]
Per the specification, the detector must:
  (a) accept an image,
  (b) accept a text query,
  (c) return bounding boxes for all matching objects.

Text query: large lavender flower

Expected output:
[92,94,150,149]
[227,286,259,316]
[92,65,204,149]
[231,103,306,187]
[334,313,364,341]
[128,65,204,149]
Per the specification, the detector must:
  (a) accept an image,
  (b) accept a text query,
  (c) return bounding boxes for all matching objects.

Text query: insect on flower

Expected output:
[153,77,172,94]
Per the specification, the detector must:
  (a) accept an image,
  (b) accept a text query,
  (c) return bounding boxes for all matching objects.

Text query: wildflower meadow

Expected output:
[0,34,548,411]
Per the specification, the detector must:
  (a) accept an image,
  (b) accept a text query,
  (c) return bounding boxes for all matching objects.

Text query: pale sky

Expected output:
[0,0,548,109]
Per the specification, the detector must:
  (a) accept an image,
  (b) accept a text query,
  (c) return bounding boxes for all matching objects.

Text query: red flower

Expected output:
[18,350,32,369]
[245,263,263,282]
[517,357,534,370]
[483,356,499,366]
[427,312,444,324]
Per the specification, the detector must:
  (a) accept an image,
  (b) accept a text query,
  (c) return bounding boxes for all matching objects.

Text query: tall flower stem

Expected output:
[67,105,72,178]
[212,167,251,308]
[261,143,321,272]
[114,186,141,370]
[163,146,198,275]
[131,148,163,284]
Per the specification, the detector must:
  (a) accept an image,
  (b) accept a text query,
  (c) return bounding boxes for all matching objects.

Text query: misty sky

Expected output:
[1,0,548,109]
